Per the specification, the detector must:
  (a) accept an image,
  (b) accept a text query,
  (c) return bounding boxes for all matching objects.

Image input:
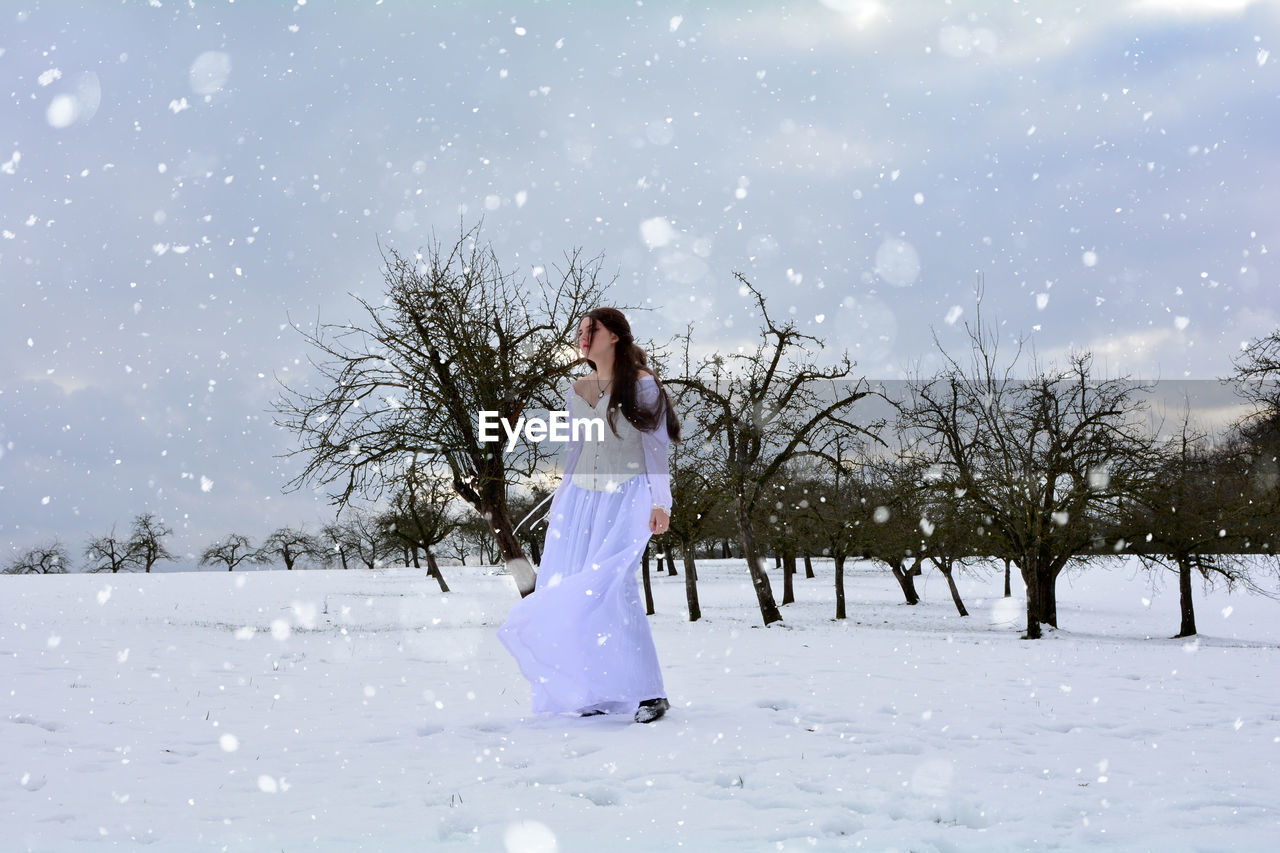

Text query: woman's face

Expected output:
[577,316,617,362]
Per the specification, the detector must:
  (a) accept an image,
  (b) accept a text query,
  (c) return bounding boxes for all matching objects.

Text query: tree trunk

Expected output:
[666,536,678,576]
[641,553,655,616]
[1021,560,1041,639]
[834,552,846,620]
[680,538,701,622]
[530,538,542,565]
[642,542,651,578]
[721,539,731,559]
[1003,558,1012,597]
[1175,555,1197,638]
[803,553,814,579]
[410,546,421,569]
[483,488,528,566]
[781,549,796,605]
[1038,566,1059,628]
[425,550,450,593]
[483,489,535,596]
[939,560,968,616]
[774,553,782,570]
[736,501,783,625]
[889,556,921,605]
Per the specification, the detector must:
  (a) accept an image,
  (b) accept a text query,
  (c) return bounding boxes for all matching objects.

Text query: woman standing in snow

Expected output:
[498,308,681,724]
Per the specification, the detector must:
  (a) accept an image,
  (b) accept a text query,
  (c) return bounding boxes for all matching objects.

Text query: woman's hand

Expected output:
[650,507,669,535]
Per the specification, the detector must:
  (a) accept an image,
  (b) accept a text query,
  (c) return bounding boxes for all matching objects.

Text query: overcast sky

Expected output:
[3,0,1278,566]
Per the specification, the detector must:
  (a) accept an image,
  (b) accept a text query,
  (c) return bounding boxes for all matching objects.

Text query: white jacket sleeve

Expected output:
[638,380,673,512]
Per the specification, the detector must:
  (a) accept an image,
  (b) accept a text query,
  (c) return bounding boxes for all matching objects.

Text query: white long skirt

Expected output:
[497,473,666,716]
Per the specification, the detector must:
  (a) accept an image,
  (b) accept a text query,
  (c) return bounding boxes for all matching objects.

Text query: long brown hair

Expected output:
[581,307,682,443]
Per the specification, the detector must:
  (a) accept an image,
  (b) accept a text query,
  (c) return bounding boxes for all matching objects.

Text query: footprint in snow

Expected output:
[561,742,603,759]
[819,815,862,837]
[36,813,77,825]
[364,734,401,744]
[754,698,796,711]
[860,741,925,756]
[11,715,63,732]
[572,786,620,806]
[471,720,509,733]
[159,747,198,764]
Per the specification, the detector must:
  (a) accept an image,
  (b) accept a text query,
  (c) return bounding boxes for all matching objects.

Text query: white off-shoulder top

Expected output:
[555,375,673,513]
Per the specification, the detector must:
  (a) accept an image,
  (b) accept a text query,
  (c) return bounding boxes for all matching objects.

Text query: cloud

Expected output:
[23,372,94,394]
[817,0,891,31]
[708,0,1271,73]
[704,7,871,51]
[1126,0,1264,16]
[704,1,1108,67]
[1041,328,1177,371]
[752,123,889,176]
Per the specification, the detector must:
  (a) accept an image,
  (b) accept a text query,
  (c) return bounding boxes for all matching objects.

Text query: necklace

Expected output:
[594,376,612,406]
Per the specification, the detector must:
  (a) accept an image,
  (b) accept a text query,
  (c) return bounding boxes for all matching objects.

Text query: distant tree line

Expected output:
[7,514,177,577]
[8,226,1278,644]
[265,225,1279,639]
[270,225,1280,637]
[2,480,466,594]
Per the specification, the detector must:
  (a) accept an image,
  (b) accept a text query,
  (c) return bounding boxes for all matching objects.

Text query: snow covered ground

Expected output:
[4,557,1278,852]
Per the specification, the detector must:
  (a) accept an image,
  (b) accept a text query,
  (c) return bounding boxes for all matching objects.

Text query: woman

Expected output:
[498,308,681,724]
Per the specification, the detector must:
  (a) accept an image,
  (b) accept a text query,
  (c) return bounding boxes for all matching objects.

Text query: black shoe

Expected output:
[634,697,669,724]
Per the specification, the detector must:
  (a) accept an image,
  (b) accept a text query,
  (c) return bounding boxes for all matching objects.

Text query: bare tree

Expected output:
[259,526,324,571]
[129,513,176,573]
[760,465,807,607]
[664,425,732,622]
[340,509,397,570]
[915,463,984,617]
[668,274,882,626]
[641,538,658,617]
[1230,328,1280,421]
[5,541,71,574]
[897,307,1160,639]
[1229,329,1280,554]
[319,522,351,570]
[1121,413,1265,637]
[200,534,265,572]
[450,511,502,566]
[384,458,460,591]
[859,459,929,605]
[790,432,878,620]
[85,525,142,574]
[274,222,616,597]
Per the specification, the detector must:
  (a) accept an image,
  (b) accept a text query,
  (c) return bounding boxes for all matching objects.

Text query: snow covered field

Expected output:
[4,557,1278,852]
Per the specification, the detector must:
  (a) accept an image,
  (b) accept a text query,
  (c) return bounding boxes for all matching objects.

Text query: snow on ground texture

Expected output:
[3,558,1278,851]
